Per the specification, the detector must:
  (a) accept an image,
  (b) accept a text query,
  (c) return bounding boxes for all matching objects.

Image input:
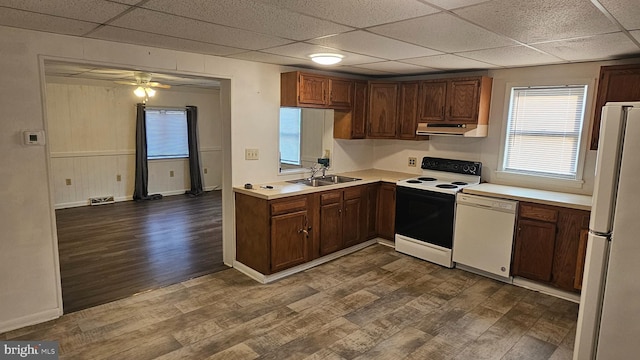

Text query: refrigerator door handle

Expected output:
[574,233,610,360]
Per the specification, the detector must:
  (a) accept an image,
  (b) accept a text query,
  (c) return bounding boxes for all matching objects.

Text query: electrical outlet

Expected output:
[170,170,174,177]
[408,157,417,167]
[245,148,259,160]
[203,168,208,174]
[116,174,122,182]
[65,178,72,186]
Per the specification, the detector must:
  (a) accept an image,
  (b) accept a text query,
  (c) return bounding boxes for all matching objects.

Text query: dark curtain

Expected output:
[185,105,204,196]
[133,103,162,201]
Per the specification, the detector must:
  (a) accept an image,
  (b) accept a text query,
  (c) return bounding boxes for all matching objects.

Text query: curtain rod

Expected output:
[137,105,193,111]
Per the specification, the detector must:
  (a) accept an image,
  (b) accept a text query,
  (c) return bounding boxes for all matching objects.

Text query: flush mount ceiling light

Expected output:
[309,53,344,65]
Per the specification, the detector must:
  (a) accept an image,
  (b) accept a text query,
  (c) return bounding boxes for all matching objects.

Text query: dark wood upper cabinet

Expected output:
[334,81,367,139]
[398,82,420,140]
[368,82,399,138]
[591,63,640,150]
[418,81,447,121]
[418,76,492,127]
[328,78,353,109]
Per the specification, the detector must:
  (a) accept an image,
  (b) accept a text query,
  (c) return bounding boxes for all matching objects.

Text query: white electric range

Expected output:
[395,157,482,267]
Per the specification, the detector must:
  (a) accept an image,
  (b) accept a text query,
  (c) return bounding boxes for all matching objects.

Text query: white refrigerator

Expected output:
[574,102,640,359]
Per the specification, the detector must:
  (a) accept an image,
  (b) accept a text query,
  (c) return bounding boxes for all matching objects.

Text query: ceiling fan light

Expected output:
[310,53,344,65]
[145,87,156,97]
[134,86,146,97]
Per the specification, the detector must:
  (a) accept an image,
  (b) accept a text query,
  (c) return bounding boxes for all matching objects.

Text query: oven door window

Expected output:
[395,187,455,249]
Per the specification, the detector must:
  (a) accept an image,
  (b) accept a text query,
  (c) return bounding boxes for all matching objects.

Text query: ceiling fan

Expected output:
[115,71,171,99]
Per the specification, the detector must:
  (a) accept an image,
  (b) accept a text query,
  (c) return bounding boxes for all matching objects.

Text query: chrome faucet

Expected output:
[308,164,322,180]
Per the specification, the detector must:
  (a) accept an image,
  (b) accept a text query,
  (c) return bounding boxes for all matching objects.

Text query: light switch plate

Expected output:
[245,148,259,160]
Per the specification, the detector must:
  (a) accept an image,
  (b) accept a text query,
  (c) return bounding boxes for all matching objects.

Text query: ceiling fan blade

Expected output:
[114,80,138,86]
[148,82,171,89]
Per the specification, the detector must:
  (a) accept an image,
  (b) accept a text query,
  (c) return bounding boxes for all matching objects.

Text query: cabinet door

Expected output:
[329,78,353,108]
[352,81,368,138]
[368,82,399,138]
[418,80,447,122]
[447,79,480,123]
[591,64,640,149]
[271,210,309,273]
[342,197,363,247]
[512,219,556,282]
[398,82,419,139]
[320,202,343,256]
[553,209,591,291]
[376,183,396,241]
[366,184,379,240]
[299,73,328,106]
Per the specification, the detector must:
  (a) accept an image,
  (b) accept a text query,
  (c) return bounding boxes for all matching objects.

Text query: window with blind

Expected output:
[502,85,587,180]
[145,109,189,160]
[279,108,302,165]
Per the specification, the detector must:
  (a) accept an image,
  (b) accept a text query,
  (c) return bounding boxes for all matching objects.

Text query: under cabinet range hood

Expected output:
[416,123,488,137]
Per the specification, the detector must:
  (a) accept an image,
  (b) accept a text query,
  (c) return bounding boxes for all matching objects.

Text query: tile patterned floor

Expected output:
[0,244,579,359]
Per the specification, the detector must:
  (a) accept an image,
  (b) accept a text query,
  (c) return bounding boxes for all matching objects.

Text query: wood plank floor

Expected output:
[1,244,578,359]
[56,191,226,313]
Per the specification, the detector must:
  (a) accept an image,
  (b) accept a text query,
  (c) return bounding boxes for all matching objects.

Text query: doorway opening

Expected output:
[43,60,229,312]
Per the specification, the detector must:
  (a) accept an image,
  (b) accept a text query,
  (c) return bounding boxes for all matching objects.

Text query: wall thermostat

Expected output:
[23,130,45,145]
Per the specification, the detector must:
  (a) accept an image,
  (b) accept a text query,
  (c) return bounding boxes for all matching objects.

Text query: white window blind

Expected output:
[279,108,302,165]
[503,85,587,179]
[145,109,189,160]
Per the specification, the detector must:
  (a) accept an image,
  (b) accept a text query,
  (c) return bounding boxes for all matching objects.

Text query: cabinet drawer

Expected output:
[321,191,342,205]
[343,186,362,200]
[271,197,307,216]
[520,203,558,223]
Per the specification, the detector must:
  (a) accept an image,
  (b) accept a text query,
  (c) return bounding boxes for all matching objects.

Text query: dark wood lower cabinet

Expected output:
[512,202,590,292]
[376,183,396,241]
[320,191,343,256]
[513,219,556,282]
[271,210,310,273]
[366,184,379,240]
[343,187,365,248]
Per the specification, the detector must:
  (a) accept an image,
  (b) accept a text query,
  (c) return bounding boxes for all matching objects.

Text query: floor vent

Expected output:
[89,195,115,206]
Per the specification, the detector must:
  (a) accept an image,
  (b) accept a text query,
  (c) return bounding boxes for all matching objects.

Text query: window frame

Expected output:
[496,79,594,189]
[145,108,189,161]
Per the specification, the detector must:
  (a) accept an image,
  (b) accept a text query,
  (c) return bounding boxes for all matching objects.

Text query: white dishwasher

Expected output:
[453,193,518,281]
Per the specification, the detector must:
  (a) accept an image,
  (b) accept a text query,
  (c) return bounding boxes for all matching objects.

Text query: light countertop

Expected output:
[233,169,416,200]
[462,183,592,211]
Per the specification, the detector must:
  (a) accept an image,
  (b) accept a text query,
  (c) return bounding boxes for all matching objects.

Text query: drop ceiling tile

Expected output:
[228,51,311,66]
[454,0,619,44]
[423,0,492,10]
[44,62,98,76]
[0,0,131,23]
[0,7,98,36]
[142,0,352,41]
[262,42,384,65]
[369,12,517,53]
[632,30,640,43]
[256,0,440,28]
[109,8,292,50]
[598,0,640,30]
[400,54,498,70]
[353,61,436,75]
[457,45,565,67]
[89,26,247,56]
[309,31,442,60]
[533,33,640,62]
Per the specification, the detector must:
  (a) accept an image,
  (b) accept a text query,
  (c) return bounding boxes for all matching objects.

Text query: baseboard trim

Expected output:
[0,308,61,334]
[512,277,581,303]
[54,189,222,209]
[233,239,378,284]
[376,238,395,248]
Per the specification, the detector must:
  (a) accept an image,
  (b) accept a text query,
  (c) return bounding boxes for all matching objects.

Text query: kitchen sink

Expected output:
[287,175,361,187]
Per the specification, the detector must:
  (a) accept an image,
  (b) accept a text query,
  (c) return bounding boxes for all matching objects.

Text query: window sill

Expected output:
[494,171,585,190]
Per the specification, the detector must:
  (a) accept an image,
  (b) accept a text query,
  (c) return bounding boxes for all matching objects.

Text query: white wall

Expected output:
[46,79,222,208]
[0,25,298,333]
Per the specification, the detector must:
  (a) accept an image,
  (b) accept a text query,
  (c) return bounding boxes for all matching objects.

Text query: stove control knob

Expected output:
[463,165,469,172]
